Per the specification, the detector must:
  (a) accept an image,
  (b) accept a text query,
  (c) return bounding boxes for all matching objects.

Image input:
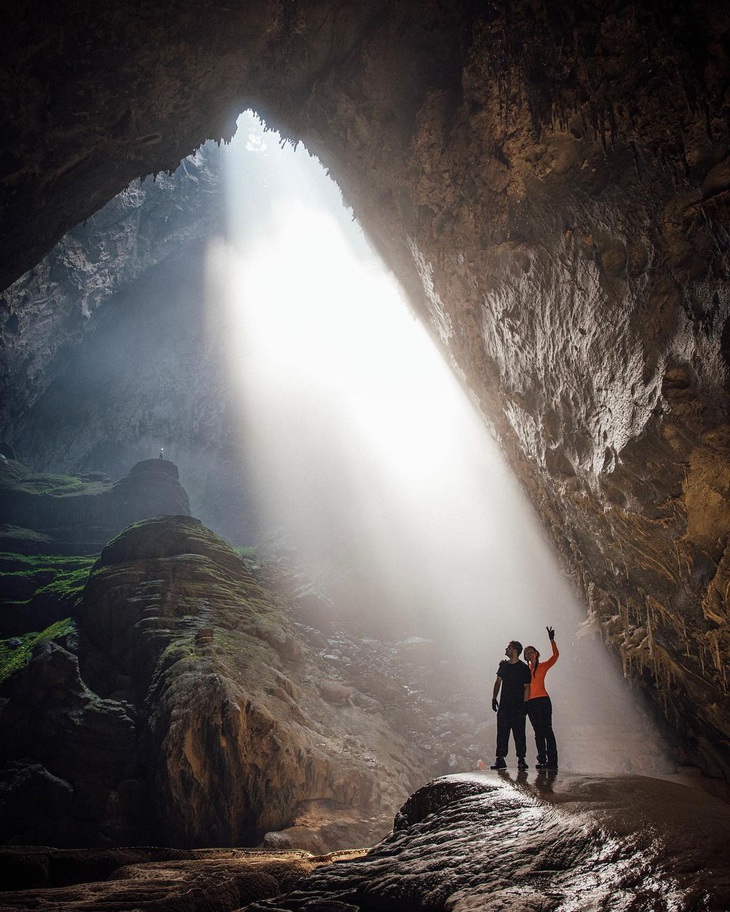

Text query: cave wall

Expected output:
[1,1,729,776]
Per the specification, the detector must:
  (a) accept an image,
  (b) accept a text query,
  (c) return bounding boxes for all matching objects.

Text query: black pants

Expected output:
[527,696,558,767]
[496,707,527,759]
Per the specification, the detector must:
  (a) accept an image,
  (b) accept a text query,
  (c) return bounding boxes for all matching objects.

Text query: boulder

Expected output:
[2,516,431,849]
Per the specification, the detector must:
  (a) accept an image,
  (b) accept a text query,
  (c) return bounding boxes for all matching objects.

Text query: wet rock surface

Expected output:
[244,773,730,912]
[0,846,342,911]
[1,775,728,911]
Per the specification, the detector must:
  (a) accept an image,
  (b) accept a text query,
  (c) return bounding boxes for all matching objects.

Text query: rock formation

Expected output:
[1,774,728,910]
[0,458,190,556]
[0,144,224,433]
[3,514,466,850]
[0,1,729,781]
[243,773,730,911]
[0,845,340,911]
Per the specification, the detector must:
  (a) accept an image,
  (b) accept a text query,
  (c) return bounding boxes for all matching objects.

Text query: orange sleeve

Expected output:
[528,642,558,700]
[542,640,559,670]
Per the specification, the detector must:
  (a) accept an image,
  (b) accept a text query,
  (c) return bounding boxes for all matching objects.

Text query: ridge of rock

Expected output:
[1,516,434,850]
[0,459,191,556]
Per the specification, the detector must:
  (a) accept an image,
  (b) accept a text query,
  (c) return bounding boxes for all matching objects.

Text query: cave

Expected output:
[1,1,730,909]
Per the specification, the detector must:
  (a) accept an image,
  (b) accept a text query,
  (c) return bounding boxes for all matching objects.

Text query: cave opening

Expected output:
[1,0,730,899]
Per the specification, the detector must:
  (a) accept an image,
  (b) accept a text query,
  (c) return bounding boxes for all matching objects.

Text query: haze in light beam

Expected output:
[206,111,670,775]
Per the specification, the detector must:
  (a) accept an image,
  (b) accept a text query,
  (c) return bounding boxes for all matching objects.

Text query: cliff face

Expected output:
[1,1,729,778]
[0,516,433,849]
[0,145,224,433]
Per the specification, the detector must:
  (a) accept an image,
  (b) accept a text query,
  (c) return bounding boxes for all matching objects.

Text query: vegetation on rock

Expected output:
[0,553,95,638]
[0,458,109,497]
[0,617,75,684]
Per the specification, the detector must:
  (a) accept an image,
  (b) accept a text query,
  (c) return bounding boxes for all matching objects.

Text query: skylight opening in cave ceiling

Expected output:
[208,111,578,655]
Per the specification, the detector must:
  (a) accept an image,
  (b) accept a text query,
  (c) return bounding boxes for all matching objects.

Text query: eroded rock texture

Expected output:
[1,2,730,777]
[1,775,728,911]
[1,514,458,849]
[0,846,339,912]
[248,772,730,912]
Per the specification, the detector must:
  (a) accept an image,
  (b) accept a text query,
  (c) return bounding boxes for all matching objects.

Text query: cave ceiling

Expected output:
[2,0,730,778]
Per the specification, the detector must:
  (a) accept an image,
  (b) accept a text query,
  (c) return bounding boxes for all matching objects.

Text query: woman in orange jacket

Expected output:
[524,626,559,771]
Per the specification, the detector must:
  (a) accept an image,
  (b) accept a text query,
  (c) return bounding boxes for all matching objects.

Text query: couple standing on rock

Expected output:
[490,626,559,771]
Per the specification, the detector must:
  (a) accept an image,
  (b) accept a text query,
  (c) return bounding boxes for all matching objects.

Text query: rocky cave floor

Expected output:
[1,771,730,911]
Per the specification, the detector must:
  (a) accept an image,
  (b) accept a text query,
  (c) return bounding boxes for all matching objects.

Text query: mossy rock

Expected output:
[0,553,96,637]
[0,617,75,684]
[97,515,247,576]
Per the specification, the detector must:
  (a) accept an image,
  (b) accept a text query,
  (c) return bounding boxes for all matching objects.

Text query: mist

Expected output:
[207,112,672,775]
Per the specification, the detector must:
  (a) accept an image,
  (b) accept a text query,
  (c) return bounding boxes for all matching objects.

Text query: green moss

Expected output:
[35,564,95,605]
[233,546,256,561]
[0,617,75,684]
[0,459,108,496]
[0,554,96,635]
[0,553,97,574]
[0,554,95,605]
[159,639,194,670]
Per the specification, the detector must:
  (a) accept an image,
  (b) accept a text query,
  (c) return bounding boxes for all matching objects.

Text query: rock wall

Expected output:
[1,515,436,849]
[0,144,224,432]
[1,1,729,776]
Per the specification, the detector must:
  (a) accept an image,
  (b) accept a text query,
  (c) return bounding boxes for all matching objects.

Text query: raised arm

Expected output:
[542,626,559,669]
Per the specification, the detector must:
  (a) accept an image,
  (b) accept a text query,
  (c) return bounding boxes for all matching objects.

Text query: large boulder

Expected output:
[245,772,730,912]
[2,515,432,849]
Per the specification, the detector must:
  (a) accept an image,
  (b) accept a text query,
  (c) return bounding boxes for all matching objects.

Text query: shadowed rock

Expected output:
[1,776,728,911]
[1,516,434,850]
[0,459,190,556]
[0,848,342,911]
[244,773,730,912]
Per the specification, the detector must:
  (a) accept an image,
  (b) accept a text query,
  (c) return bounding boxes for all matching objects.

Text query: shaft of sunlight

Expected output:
[205,111,669,775]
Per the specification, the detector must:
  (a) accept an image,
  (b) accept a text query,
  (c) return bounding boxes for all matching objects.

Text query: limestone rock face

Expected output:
[0,640,141,846]
[3,227,253,543]
[0,143,224,431]
[1,515,432,849]
[1,1,730,778]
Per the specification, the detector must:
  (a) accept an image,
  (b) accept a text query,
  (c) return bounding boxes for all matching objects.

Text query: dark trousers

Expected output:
[527,696,558,767]
[496,707,527,759]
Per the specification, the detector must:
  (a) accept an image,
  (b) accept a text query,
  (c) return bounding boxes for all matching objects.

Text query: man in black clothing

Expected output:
[490,640,531,770]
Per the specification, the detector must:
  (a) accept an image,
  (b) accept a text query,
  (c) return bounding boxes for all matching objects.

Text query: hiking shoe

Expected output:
[490,757,507,770]
[517,758,529,770]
